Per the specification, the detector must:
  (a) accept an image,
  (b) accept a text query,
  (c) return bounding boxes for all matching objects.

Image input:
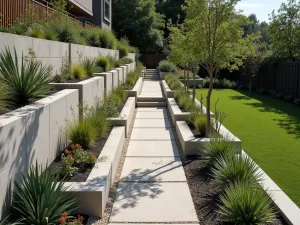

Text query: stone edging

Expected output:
[108,97,136,137]
[64,126,126,218]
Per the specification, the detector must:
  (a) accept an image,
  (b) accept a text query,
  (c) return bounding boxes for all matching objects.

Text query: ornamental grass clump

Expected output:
[211,155,262,190]
[96,57,110,72]
[72,64,87,80]
[98,29,117,49]
[0,47,53,106]
[158,60,176,72]
[218,182,275,224]
[11,163,77,225]
[119,57,133,65]
[199,138,237,166]
[83,58,97,77]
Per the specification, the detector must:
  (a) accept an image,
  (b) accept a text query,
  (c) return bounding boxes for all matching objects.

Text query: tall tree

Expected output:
[269,0,300,61]
[112,0,165,53]
[175,0,259,135]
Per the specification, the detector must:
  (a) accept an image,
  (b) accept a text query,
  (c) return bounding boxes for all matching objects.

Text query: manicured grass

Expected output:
[196,88,300,207]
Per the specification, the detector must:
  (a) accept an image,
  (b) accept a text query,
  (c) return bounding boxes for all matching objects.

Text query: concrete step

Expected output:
[144,76,160,78]
[137,101,167,107]
[137,96,166,102]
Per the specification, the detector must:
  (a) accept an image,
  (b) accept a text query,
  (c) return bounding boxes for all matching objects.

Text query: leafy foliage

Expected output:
[11,163,77,225]
[218,182,275,224]
[119,57,133,65]
[0,47,53,106]
[72,64,87,80]
[112,0,165,53]
[96,57,110,72]
[158,60,176,72]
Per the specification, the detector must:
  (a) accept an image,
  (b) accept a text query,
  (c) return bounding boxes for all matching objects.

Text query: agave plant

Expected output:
[11,163,77,225]
[211,155,262,190]
[218,182,275,224]
[199,138,237,166]
[0,47,53,106]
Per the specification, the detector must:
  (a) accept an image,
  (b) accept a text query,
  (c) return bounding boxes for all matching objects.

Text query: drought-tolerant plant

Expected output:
[117,43,129,58]
[0,84,8,113]
[107,56,120,69]
[96,57,110,72]
[199,138,237,166]
[11,163,77,225]
[191,113,207,136]
[101,96,120,118]
[119,57,133,65]
[158,60,176,72]
[211,155,262,190]
[218,182,275,224]
[44,26,58,41]
[59,212,84,225]
[98,29,117,49]
[72,64,87,80]
[86,108,110,137]
[124,63,143,89]
[83,58,97,77]
[0,47,53,106]
[26,23,44,39]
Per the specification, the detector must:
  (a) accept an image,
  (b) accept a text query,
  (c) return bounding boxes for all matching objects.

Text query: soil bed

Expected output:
[182,156,287,225]
[187,122,204,138]
[48,126,113,182]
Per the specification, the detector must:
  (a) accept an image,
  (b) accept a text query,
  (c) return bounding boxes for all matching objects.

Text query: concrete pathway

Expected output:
[109,80,198,223]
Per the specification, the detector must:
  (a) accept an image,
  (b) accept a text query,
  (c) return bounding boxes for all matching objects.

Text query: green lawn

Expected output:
[196,88,300,207]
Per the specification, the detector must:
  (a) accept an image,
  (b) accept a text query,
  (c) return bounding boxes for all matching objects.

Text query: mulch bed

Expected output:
[48,126,113,182]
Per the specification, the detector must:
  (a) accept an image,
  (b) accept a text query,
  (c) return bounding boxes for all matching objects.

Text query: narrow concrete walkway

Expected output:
[109,80,198,223]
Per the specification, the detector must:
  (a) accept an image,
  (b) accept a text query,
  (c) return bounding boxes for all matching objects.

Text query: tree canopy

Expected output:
[112,0,165,54]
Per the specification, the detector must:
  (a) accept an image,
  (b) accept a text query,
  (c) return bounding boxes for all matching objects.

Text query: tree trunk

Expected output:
[192,69,196,102]
[206,74,214,137]
[249,78,252,92]
[187,70,190,93]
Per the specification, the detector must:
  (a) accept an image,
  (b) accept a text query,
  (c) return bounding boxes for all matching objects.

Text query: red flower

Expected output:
[63,211,68,217]
[59,216,66,224]
[64,149,69,155]
[71,144,75,149]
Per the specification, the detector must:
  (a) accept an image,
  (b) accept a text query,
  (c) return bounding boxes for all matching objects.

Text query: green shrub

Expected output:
[119,57,133,65]
[87,30,100,47]
[0,47,53,106]
[192,114,207,136]
[294,98,300,106]
[54,23,79,43]
[117,43,129,58]
[88,109,110,137]
[107,56,120,69]
[11,163,77,225]
[212,155,262,190]
[26,24,44,39]
[199,138,237,166]
[44,27,58,41]
[67,117,98,147]
[98,29,117,49]
[125,63,143,89]
[72,64,87,80]
[203,77,210,88]
[218,182,275,224]
[96,57,110,72]
[101,94,120,118]
[284,94,294,103]
[83,58,97,77]
[158,60,176,72]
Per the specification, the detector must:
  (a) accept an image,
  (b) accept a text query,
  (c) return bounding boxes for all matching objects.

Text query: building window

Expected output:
[104,0,110,22]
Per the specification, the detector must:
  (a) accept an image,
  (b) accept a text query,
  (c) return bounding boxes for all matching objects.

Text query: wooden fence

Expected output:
[0,0,97,29]
[140,54,167,69]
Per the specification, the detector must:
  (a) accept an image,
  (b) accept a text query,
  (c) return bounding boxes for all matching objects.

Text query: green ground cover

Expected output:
[196,88,300,206]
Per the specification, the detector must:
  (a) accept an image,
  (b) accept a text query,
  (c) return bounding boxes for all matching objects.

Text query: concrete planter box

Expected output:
[94,72,113,95]
[64,126,125,218]
[162,80,175,98]
[175,121,241,156]
[0,89,79,217]
[159,71,168,79]
[116,68,124,84]
[52,77,105,110]
[179,78,204,88]
[126,77,143,100]
[108,97,136,137]
[109,70,119,89]
[121,66,127,82]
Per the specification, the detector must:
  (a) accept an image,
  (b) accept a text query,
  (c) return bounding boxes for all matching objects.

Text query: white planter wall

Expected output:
[0,32,119,75]
[0,89,79,219]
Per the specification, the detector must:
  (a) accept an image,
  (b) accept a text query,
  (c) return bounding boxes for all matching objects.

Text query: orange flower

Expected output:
[67,154,73,161]
[59,216,66,224]
[63,211,68,217]
[76,144,81,148]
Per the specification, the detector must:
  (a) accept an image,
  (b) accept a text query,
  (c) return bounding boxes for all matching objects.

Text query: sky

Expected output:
[236,0,287,23]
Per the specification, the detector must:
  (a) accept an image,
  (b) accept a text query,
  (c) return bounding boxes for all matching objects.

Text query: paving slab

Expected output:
[140,92,164,97]
[120,157,186,182]
[126,140,179,157]
[133,119,171,128]
[131,128,174,140]
[136,111,168,119]
[109,182,198,222]
[137,107,166,112]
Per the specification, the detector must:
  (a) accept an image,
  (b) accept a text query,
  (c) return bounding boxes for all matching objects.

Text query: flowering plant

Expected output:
[59,212,84,225]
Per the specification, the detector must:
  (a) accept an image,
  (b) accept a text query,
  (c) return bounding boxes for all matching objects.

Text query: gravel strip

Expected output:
[87,110,137,225]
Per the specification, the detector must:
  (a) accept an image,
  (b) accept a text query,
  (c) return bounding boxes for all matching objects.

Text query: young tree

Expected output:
[269,0,300,61]
[182,0,258,136]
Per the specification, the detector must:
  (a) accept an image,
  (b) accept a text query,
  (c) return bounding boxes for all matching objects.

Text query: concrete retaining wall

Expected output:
[0,89,79,218]
[0,32,119,75]
[94,72,113,95]
[52,77,105,110]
